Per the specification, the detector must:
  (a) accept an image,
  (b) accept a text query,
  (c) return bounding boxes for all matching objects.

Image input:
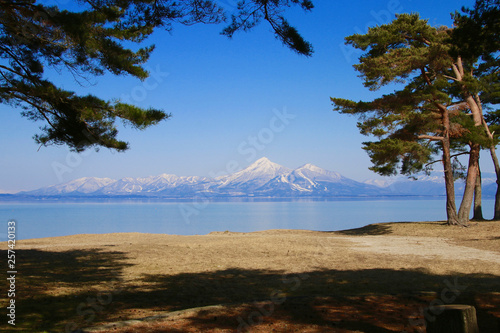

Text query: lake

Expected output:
[0,197,495,240]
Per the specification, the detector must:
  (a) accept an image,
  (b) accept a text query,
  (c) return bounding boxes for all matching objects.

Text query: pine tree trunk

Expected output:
[458,144,480,224]
[442,137,459,225]
[494,180,500,220]
[476,90,500,220]
[473,167,484,221]
[439,101,460,225]
[488,146,500,220]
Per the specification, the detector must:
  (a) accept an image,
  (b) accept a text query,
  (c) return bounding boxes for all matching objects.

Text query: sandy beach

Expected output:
[2,221,500,332]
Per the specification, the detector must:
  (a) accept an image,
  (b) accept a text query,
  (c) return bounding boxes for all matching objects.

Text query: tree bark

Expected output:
[443,159,460,225]
[450,58,480,225]
[471,92,500,221]
[472,166,484,220]
[480,115,500,220]
[487,146,500,220]
[458,143,480,223]
[441,108,459,225]
[442,136,459,225]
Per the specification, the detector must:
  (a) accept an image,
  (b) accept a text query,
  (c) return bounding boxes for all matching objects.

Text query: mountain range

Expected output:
[6,157,498,198]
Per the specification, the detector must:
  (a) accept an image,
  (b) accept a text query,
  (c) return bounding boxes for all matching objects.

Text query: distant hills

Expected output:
[5,157,498,199]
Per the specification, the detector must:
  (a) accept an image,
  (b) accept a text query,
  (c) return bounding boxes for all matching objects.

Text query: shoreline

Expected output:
[5,219,497,242]
[2,221,499,332]
[12,221,500,262]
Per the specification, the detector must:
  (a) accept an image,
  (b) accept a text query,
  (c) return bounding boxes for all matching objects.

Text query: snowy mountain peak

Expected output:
[298,163,330,174]
[246,157,290,174]
[294,163,343,180]
[25,177,116,195]
[254,156,271,164]
[363,179,394,188]
[216,157,291,189]
[301,163,317,170]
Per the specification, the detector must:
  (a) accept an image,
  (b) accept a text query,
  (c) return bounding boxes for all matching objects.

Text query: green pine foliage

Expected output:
[453,0,500,133]
[331,12,495,177]
[332,3,499,224]
[221,0,314,56]
[0,0,313,151]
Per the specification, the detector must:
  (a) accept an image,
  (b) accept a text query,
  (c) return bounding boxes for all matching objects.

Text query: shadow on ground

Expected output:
[1,249,499,332]
[0,248,131,333]
[334,223,393,236]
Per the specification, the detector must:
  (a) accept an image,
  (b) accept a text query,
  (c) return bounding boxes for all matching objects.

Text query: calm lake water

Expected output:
[0,198,495,240]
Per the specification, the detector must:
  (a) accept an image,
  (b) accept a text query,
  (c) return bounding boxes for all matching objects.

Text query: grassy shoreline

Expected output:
[2,221,499,332]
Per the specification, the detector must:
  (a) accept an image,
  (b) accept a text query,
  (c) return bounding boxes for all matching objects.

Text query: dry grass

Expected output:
[386,221,500,252]
[1,221,499,332]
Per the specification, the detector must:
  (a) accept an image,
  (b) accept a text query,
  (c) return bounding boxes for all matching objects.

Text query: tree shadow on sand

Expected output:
[0,248,131,332]
[108,268,498,332]
[2,248,499,332]
[334,223,393,236]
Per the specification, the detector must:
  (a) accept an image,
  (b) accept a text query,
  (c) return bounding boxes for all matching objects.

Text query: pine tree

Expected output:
[452,0,500,219]
[0,0,314,152]
[331,13,495,225]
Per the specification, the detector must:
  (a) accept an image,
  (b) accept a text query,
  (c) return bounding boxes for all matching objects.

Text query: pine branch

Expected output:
[425,151,470,167]
[418,134,444,141]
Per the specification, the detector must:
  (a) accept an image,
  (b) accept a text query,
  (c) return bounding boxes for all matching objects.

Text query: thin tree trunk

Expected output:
[488,146,500,220]
[480,120,500,220]
[441,109,459,225]
[450,58,478,225]
[458,143,480,223]
[443,167,459,225]
[474,92,500,220]
[473,166,484,221]
[443,155,459,224]
[494,182,500,220]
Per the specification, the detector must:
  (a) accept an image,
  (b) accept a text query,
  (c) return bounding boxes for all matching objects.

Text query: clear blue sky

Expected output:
[1,0,485,193]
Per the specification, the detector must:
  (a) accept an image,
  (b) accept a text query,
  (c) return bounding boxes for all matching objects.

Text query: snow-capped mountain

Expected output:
[96,174,210,195]
[27,177,115,195]
[16,157,492,198]
[364,172,498,196]
[363,178,395,188]
[214,157,292,193]
[259,163,386,196]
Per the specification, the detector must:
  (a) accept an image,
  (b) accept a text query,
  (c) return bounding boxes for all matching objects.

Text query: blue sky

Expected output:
[1,0,484,193]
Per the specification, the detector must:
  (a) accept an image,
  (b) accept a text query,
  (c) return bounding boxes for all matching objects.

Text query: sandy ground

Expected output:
[342,235,500,263]
[20,233,500,264]
[3,221,500,332]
